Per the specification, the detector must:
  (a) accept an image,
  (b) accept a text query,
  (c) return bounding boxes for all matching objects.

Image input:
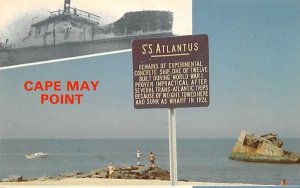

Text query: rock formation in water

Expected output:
[0,166,171,182]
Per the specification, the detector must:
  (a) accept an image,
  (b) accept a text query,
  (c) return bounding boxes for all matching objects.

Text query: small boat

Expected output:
[25,152,49,159]
[229,130,300,163]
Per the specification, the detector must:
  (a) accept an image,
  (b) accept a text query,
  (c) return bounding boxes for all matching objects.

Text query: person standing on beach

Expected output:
[280,179,287,186]
[137,150,141,165]
[148,152,156,167]
[107,162,115,179]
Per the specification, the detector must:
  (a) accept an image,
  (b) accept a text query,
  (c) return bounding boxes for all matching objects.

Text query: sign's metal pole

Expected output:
[168,108,177,185]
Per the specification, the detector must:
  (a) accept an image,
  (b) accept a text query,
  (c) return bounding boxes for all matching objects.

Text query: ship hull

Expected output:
[0,32,172,67]
[229,131,300,163]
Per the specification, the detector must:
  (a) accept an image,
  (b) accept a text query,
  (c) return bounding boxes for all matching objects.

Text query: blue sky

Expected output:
[191,0,300,138]
[0,0,299,138]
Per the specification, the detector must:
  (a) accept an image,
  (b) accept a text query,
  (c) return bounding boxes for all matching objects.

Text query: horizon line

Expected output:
[1,137,299,140]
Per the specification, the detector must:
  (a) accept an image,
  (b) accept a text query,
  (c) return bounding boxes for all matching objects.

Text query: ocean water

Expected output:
[0,139,299,185]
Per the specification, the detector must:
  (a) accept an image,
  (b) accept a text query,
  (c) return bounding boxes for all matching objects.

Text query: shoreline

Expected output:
[0,178,263,186]
[0,165,268,186]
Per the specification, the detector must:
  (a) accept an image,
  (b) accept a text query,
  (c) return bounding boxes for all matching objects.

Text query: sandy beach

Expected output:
[0,178,261,186]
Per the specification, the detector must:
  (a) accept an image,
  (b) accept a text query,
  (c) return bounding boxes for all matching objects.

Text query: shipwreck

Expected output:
[0,0,173,67]
[229,130,300,163]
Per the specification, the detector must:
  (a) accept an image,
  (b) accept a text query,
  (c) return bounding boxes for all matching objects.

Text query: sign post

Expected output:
[132,34,209,185]
[169,108,177,185]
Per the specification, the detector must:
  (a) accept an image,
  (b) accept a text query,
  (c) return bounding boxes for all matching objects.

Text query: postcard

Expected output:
[0,0,299,187]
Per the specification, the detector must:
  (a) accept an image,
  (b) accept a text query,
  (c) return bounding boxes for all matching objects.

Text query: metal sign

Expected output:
[132,34,209,109]
[132,34,209,186]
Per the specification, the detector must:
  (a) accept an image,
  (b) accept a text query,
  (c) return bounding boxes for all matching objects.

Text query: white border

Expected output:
[0,49,132,71]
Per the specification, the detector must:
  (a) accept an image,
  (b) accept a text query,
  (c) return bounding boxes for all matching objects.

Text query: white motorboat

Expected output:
[25,152,49,159]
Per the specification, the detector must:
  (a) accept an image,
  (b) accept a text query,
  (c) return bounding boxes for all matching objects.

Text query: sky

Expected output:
[0,0,300,139]
[0,0,192,42]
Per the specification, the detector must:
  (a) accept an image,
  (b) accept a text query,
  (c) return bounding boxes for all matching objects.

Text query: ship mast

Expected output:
[64,0,71,14]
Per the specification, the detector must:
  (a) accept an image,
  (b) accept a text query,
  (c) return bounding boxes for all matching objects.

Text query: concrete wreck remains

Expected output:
[229,130,300,163]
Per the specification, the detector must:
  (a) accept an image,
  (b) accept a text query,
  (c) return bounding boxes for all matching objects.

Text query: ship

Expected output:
[229,130,300,163]
[0,0,173,67]
[25,152,49,159]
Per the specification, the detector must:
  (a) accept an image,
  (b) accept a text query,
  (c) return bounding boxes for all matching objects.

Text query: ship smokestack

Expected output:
[64,0,71,13]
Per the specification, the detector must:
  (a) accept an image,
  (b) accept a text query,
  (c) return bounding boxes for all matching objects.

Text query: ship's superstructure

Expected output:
[21,0,101,48]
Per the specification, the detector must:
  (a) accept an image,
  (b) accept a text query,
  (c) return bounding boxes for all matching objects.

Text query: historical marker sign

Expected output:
[132,34,209,109]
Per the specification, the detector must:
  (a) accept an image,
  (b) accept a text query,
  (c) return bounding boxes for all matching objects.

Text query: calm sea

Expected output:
[0,139,299,185]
